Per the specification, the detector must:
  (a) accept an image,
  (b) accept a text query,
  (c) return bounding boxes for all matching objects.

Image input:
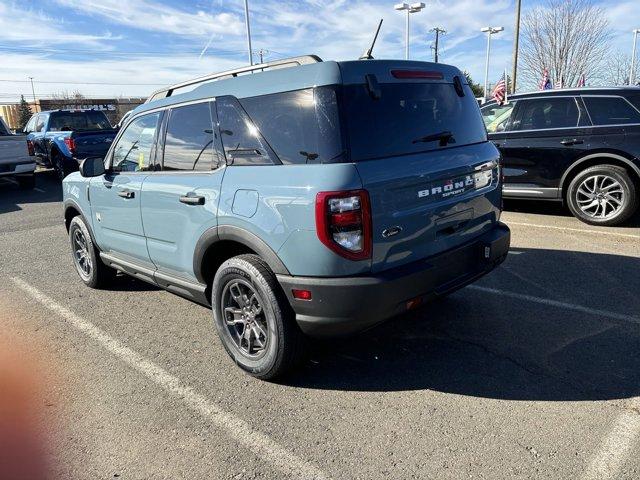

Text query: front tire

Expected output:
[68,216,116,288]
[567,165,637,226]
[212,254,304,380]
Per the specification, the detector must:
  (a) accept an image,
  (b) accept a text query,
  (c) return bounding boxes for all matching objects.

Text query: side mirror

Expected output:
[79,156,106,177]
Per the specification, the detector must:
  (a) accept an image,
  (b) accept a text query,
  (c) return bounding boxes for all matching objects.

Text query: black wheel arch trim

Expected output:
[193,225,290,284]
[63,199,99,249]
[560,153,640,193]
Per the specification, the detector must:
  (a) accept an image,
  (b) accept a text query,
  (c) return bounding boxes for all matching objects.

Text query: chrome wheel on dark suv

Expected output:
[567,165,638,226]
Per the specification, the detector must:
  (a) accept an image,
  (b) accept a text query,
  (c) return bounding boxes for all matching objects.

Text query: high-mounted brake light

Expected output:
[26,140,34,156]
[391,70,444,80]
[64,137,76,155]
[315,189,372,261]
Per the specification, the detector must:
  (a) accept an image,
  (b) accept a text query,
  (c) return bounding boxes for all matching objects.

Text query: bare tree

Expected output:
[520,0,611,90]
[603,52,632,86]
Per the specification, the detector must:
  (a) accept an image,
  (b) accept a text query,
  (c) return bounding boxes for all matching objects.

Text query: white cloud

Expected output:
[0,2,119,47]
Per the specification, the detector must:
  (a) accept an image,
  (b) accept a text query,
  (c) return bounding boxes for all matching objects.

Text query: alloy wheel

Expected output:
[575,174,625,220]
[221,279,269,358]
[72,229,92,277]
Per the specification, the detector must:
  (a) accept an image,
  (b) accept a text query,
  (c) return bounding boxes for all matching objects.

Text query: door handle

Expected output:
[179,194,205,205]
[117,189,135,199]
[561,139,583,146]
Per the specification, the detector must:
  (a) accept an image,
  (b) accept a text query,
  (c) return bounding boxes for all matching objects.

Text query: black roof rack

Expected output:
[145,55,323,103]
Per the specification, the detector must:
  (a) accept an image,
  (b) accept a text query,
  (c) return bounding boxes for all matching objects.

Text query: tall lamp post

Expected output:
[394,3,426,60]
[244,0,253,66]
[631,29,640,86]
[481,26,504,102]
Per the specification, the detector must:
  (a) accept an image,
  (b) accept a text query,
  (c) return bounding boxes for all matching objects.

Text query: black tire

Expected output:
[68,216,117,288]
[566,164,637,226]
[17,174,35,189]
[52,151,73,182]
[212,254,305,380]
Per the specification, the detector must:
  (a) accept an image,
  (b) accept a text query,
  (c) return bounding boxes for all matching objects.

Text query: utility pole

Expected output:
[430,27,446,63]
[631,29,640,86]
[511,0,522,93]
[258,48,266,64]
[243,0,253,65]
[28,77,36,109]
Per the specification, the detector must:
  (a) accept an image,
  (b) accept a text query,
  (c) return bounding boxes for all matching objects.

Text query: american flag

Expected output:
[492,73,507,105]
[577,74,586,87]
[539,68,552,90]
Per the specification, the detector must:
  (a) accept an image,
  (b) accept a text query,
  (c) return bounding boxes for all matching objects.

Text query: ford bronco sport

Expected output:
[63,56,510,379]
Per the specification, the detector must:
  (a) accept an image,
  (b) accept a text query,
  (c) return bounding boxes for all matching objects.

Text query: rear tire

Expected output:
[566,164,637,226]
[68,216,117,288]
[52,152,73,182]
[212,254,305,380]
[17,174,35,189]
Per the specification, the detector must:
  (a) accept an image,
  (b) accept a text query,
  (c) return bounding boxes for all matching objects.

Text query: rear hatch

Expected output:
[339,61,502,273]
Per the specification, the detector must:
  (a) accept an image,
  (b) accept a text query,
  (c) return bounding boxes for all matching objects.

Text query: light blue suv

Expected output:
[63,56,510,379]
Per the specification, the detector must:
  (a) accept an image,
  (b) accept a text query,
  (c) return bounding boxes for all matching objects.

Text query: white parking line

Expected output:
[10,277,328,480]
[582,408,640,480]
[506,221,640,240]
[467,285,640,325]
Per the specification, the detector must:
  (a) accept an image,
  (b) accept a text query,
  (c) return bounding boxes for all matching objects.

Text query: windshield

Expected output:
[49,111,112,132]
[343,82,487,161]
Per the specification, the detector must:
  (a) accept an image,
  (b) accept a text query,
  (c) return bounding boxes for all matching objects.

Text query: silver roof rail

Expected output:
[145,55,323,103]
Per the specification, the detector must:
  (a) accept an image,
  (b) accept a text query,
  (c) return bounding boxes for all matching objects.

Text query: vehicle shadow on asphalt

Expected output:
[504,199,640,228]
[286,248,640,402]
[0,171,62,215]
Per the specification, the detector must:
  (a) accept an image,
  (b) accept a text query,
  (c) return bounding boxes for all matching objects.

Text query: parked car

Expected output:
[62,56,510,379]
[481,87,640,226]
[0,122,36,189]
[23,109,118,181]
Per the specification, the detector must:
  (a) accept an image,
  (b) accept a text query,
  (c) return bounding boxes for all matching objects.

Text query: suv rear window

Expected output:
[583,96,640,125]
[240,87,345,165]
[343,82,486,161]
[49,111,111,131]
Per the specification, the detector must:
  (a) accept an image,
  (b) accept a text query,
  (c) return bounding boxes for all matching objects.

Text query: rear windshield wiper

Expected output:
[412,130,454,146]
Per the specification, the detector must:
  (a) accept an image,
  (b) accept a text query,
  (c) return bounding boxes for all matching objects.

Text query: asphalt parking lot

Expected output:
[1,171,639,480]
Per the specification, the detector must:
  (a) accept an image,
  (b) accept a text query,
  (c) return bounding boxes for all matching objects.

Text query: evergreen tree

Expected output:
[463,72,484,98]
[17,95,32,131]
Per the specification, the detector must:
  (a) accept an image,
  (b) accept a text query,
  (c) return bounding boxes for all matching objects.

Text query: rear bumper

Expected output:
[277,222,510,337]
[0,160,36,177]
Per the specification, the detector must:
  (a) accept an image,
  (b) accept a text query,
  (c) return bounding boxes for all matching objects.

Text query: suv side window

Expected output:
[163,102,216,171]
[216,96,276,166]
[583,96,640,126]
[512,97,580,131]
[35,115,46,133]
[481,102,517,133]
[240,88,345,164]
[111,112,160,173]
[24,115,37,133]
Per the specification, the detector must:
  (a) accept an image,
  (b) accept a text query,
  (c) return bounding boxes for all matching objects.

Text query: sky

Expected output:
[0,0,637,102]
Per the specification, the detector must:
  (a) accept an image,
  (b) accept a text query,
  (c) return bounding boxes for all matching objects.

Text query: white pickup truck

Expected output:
[0,118,36,189]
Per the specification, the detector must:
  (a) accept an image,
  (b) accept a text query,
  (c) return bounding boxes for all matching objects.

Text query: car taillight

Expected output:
[64,137,76,155]
[26,140,34,156]
[315,189,372,261]
[390,69,444,80]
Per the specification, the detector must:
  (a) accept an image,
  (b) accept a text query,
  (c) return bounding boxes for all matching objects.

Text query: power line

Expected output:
[0,44,249,58]
[0,79,165,86]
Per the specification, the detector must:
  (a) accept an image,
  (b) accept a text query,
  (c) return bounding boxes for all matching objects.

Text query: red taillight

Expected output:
[292,289,312,301]
[315,189,372,261]
[64,137,76,155]
[391,69,444,80]
[26,140,34,156]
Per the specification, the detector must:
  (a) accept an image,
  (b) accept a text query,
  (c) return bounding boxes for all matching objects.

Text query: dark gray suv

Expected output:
[482,87,640,226]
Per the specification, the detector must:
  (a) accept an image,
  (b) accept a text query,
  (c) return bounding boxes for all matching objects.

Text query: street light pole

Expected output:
[394,3,425,60]
[244,0,253,66]
[481,26,504,102]
[511,0,522,93]
[631,29,640,86]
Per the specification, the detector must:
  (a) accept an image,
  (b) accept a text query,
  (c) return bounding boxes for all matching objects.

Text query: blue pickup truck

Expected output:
[24,109,117,180]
